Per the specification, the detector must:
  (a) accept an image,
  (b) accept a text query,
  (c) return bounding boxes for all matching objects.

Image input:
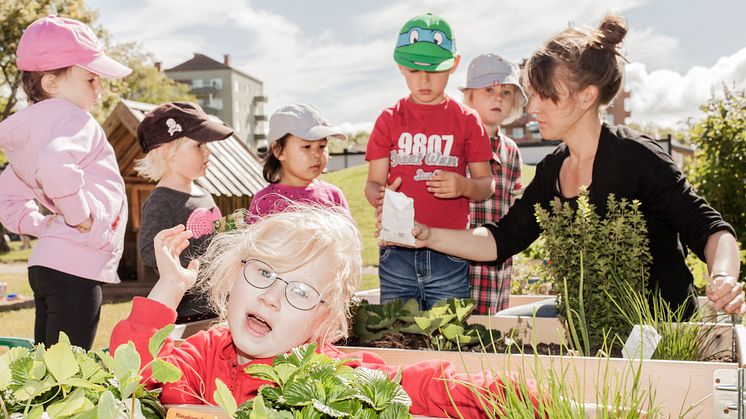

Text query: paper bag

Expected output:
[380,189,415,246]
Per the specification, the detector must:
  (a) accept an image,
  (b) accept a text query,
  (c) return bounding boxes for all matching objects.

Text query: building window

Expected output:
[210,78,223,89]
[512,127,525,138]
[234,81,240,93]
[192,79,204,88]
[209,98,223,110]
[235,100,240,112]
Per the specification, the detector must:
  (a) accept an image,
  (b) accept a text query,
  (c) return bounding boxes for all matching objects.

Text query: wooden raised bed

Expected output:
[350,290,746,417]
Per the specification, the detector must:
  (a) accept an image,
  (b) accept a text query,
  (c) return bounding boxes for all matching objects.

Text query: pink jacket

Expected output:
[0,98,127,283]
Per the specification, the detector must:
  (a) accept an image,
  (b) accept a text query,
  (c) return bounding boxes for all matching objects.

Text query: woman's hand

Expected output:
[147,225,199,309]
[706,274,746,314]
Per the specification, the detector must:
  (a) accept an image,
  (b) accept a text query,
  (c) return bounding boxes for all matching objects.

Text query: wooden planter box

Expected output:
[350,290,746,417]
[344,318,745,417]
[164,404,435,419]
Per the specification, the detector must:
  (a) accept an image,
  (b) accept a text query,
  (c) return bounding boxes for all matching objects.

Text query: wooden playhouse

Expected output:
[102,99,266,294]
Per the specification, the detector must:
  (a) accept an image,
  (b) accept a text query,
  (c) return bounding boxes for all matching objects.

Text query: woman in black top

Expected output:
[408,14,744,316]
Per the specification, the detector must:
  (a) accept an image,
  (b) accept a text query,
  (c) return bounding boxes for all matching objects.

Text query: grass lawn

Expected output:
[0,240,34,263]
[0,270,132,351]
[1,271,32,296]
[322,165,378,267]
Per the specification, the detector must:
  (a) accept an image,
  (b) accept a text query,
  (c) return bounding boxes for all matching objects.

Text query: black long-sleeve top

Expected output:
[484,123,735,315]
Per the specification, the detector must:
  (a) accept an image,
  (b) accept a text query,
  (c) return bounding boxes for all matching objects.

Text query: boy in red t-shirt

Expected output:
[364,13,494,309]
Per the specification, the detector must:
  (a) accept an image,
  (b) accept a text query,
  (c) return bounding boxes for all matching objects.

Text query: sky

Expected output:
[89,0,746,133]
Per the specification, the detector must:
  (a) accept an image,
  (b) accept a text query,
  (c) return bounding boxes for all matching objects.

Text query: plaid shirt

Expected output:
[469,132,523,314]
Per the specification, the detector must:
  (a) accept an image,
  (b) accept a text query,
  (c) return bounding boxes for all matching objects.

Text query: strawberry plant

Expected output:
[0,326,181,418]
[213,343,412,418]
[351,298,420,343]
[351,298,501,352]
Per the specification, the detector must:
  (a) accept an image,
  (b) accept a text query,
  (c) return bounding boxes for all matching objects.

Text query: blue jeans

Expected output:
[378,246,470,310]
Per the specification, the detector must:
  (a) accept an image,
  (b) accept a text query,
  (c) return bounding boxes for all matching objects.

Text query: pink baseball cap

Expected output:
[16,15,131,79]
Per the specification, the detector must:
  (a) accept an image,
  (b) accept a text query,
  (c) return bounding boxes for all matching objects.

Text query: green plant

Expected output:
[213,343,412,418]
[609,283,724,362]
[0,327,181,418]
[534,188,652,353]
[448,336,663,418]
[351,298,501,352]
[399,299,497,351]
[351,298,420,343]
[687,87,746,270]
[510,257,553,295]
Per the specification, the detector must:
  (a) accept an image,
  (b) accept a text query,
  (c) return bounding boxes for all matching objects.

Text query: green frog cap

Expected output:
[393,13,457,72]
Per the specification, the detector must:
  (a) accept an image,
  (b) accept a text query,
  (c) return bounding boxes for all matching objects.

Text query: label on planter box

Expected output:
[622,324,661,359]
[166,407,219,419]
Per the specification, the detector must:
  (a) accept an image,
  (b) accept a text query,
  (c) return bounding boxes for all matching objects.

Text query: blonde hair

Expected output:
[134,137,190,181]
[462,85,524,125]
[196,204,362,345]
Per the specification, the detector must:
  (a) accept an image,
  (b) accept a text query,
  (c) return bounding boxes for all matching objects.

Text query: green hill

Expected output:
[321,165,378,266]
[322,163,536,267]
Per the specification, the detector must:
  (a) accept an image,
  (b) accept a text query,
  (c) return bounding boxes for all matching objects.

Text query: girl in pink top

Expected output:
[248,104,349,220]
[0,16,131,349]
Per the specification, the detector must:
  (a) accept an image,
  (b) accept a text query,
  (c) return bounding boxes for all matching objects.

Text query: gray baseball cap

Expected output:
[459,53,527,106]
[267,103,348,144]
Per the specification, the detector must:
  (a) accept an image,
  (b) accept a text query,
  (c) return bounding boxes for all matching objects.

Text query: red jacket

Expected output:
[111,297,540,418]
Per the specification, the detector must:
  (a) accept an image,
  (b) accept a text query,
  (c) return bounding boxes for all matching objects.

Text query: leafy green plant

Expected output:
[0,327,181,418]
[351,298,501,352]
[213,343,412,418]
[351,298,420,343]
[534,188,652,353]
[687,87,746,265]
[399,299,497,351]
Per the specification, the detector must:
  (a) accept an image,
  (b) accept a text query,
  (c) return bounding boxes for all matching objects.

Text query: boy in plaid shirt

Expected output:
[460,54,526,314]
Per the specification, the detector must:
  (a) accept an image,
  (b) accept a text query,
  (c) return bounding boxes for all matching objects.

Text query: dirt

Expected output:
[344,332,568,356]
[343,333,737,363]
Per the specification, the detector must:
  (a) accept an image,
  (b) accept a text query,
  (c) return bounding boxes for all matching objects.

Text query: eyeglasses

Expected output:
[240,259,325,311]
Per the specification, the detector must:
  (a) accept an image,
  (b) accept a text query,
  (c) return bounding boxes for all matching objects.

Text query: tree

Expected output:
[91,41,195,122]
[687,86,746,271]
[327,130,370,153]
[0,0,99,120]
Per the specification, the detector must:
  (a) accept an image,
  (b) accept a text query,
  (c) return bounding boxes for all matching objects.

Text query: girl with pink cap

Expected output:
[0,16,132,350]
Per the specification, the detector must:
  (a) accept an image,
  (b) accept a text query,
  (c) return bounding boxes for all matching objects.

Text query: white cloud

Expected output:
[107,0,713,131]
[624,27,680,71]
[626,47,746,127]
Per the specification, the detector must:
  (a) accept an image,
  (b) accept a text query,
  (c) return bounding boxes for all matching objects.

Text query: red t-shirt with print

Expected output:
[366,96,491,229]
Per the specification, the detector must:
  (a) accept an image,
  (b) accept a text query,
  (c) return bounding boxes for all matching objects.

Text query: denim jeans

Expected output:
[378,246,470,310]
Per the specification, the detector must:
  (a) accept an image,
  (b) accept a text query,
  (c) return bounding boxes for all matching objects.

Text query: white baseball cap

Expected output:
[267,103,347,144]
[459,53,527,106]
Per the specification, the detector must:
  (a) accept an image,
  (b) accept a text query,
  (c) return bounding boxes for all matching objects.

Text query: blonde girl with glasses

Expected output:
[111,205,542,417]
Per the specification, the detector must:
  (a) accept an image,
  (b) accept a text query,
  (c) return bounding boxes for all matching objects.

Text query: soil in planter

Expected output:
[344,332,567,356]
[344,334,737,362]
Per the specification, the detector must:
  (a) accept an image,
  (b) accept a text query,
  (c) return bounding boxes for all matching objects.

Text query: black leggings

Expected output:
[28,266,102,350]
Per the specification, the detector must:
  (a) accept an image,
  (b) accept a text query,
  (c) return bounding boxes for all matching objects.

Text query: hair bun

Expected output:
[595,14,627,48]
